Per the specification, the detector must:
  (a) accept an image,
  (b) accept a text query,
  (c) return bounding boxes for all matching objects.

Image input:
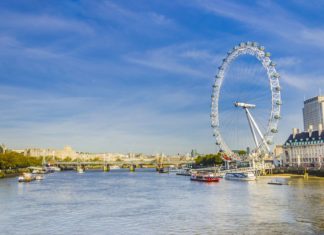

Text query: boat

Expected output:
[168,166,179,173]
[35,175,44,180]
[176,168,191,176]
[268,179,289,185]
[31,167,50,174]
[18,173,36,182]
[110,165,120,170]
[158,167,169,173]
[190,172,220,182]
[77,168,84,173]
[224,171,256,181]
[47,166,61,172]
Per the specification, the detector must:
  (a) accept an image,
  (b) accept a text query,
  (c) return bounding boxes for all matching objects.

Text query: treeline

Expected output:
[195,153,224,167]
[0,152,42,170]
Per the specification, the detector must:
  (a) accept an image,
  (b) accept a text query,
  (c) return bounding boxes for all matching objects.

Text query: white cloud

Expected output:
[193,0,324,49]
[0,12,94,35]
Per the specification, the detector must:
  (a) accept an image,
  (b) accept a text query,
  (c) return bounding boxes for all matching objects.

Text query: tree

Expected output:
[0,152,42,170]
[195,153,223,166]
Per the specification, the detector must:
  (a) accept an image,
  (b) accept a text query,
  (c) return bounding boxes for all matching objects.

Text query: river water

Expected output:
[0,169,323,235]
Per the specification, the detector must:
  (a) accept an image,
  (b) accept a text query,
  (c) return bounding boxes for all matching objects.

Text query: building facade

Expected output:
[24,146,78,159]
[303,96,324,131]
[282,128,324,167]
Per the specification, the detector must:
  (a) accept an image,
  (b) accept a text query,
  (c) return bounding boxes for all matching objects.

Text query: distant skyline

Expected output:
[0,0,324,154]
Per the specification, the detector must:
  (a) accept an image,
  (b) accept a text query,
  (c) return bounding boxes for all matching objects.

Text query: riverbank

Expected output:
[0,168,31,179]
[261,174,324,180]
[272,168,324,177]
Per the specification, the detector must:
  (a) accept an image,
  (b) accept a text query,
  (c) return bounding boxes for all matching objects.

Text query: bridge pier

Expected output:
[129,164,136,172]
[103,164,110,172]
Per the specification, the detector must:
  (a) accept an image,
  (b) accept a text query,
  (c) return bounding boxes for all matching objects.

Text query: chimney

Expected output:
[308,125,313,138]
[319,124,323,136]
[292,128,299,139]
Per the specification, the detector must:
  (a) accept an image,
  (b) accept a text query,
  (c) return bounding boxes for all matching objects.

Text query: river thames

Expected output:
[0,169,323,235]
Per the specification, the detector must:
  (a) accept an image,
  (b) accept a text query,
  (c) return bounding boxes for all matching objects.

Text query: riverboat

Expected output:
[224,172,256,181]
[18,173,36,182]
[32,167,50,174]
[47,166,61,172]
[268,179,289,185]
[190,172,220,182]
[35,175,44,180]
[176,168,191,176]
[110,165,120,170]
[158,167,169,173]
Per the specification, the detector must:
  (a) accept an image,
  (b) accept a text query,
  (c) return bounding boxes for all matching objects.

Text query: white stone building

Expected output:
[282,127,324,168]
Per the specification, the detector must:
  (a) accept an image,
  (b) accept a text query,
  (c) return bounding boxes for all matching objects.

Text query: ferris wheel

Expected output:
[211,41,282,159]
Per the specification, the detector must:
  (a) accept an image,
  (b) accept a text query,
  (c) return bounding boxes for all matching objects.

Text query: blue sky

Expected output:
[0,0,324,154]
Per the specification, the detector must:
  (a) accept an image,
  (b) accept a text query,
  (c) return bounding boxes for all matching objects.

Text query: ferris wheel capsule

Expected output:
[271,128,278,133]
[259,46,265,51]
[276,100,282,105]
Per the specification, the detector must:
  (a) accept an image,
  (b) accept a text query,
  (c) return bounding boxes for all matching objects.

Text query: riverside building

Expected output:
[282,126,324,167]
[280,95,324,168]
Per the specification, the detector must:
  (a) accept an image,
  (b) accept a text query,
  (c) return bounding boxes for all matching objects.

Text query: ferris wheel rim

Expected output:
[211,41,282,157]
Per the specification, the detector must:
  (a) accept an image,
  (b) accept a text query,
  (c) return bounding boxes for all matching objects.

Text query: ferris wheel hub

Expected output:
[234,102,256,109]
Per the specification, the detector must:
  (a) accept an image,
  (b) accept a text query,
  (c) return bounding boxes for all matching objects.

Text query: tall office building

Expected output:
[303,96,324,131]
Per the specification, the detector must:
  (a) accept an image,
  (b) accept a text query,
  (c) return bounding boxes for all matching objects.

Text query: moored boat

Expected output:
[47,166,61,172]
[110,165,120,170]
[158,167,169,173]
[268,179,289,185]
[190,172,220,182]
[224,171,256,181]
[18,173,36,182]
[35,175,44,180]
[176,168,191,176]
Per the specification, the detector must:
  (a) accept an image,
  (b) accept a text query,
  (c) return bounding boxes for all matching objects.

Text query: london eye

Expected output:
[211,42,282,163]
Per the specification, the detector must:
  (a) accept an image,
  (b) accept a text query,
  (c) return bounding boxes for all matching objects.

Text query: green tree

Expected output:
[0,152,42,170]
[195,153,223,166]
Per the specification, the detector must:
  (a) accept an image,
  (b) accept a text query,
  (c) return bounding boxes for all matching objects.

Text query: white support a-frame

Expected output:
[235,102,270,153]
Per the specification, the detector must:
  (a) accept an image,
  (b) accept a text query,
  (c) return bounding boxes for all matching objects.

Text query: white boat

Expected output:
[47,166,61,172]
[110,165,120,170]
[224,171,256,181]
[18,173,36,182]
[176,168,191,176]
[268,179,289,185]
[32,167,51,174]
[77,168,84,173]
[35,175,44,180]
[168,167,180,173]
